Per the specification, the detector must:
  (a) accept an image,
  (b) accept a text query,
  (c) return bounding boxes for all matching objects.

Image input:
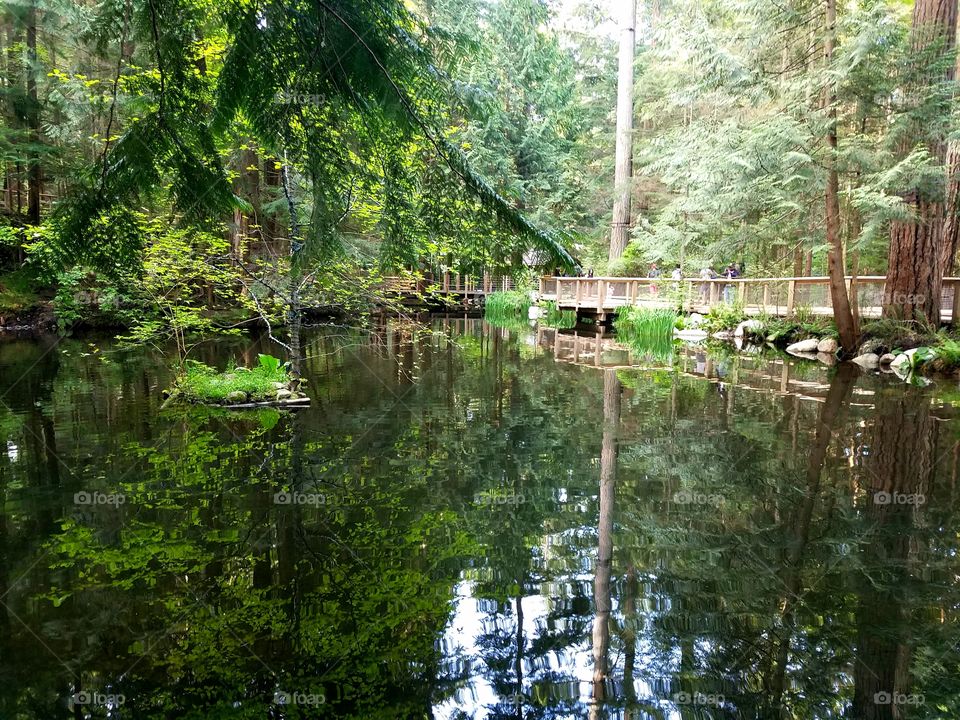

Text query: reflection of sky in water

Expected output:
[433,569,678,719]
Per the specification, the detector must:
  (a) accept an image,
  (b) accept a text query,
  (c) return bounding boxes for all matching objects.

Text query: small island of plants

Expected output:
[165,354,308,408]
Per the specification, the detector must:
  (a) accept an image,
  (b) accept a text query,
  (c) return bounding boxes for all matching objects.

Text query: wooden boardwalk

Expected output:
[539,275,960,324]
[382,272,515,304]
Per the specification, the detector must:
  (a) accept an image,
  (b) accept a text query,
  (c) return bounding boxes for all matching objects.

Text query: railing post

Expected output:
[737,280,746,304]
[597,279,607,310]
[762,283,770,311]
[709,280,719,306]
[685,280,694,311]
[575,279,583,308]
[786,279,796,317]
[443,271,450,292]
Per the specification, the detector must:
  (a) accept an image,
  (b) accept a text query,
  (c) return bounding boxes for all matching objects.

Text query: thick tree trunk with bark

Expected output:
[608,0,636,263]
[941,14,960,277]
[884,0,957,323]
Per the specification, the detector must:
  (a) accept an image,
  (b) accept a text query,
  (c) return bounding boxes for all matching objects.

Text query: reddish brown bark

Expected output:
[884,0,958,323]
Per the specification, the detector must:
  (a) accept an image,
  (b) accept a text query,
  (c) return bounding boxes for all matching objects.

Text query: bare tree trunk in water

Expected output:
[768,364,855,706]
[824,0,857,352]
[592,369,621,709]
[608,0,636,262]
[884,0,957,323]
[851,390,936,718]
[280,151,303,374]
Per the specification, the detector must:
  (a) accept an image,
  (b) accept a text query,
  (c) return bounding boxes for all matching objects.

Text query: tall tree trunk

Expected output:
[823,0,858,352]
[25,0,41,225]
[884,0,958,323]
[608,0,636,263]
[941,13,960,276]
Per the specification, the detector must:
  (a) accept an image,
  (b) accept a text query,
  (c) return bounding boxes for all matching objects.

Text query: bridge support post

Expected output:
[786,279,796,317]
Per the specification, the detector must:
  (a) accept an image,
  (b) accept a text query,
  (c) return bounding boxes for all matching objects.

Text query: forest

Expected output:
[5,0,960,718]
[1,0,958,352]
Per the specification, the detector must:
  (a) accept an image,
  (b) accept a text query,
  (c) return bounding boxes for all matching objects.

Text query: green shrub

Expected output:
[701,303,746,333]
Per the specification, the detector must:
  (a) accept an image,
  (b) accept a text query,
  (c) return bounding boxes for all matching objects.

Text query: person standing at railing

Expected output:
[699,266,716,301]
[722,263,740,303]
[647,263,661,297]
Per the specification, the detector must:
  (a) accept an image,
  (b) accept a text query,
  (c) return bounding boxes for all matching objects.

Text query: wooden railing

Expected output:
[382,272,516,297]
[539,275,960,323]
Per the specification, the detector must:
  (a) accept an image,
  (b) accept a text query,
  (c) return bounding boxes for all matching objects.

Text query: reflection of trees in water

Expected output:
[4,325,960,717]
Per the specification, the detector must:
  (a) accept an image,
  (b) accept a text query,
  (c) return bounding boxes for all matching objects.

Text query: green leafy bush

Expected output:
[701,303,746,333]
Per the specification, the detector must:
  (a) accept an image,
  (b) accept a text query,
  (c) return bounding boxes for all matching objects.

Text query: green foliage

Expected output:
[615,306,677,360]
[257,353,282,374]
[701,303,746,333]
[484,290,531,326]
[173,358,292,403]
[540,300,576,329]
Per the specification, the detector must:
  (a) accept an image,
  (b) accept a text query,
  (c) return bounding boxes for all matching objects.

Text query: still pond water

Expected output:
[0,319,959,719]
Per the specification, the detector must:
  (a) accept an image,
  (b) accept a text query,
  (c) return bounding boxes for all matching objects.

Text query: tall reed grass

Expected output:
[615,306,677,361]
[484,291,531,328]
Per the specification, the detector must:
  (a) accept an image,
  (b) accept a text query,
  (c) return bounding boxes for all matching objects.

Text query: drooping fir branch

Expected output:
[311,0,577,271]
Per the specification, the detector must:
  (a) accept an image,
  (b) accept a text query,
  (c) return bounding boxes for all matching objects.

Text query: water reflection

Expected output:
[0,320,959,718]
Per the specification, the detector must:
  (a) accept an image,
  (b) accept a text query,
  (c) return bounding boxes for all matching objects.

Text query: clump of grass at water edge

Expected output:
[484,290,531,328]
[615,306,677,361]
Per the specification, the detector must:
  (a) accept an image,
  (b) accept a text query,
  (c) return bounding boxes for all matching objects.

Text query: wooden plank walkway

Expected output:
[539,275,960,324]
[382,272,515,301]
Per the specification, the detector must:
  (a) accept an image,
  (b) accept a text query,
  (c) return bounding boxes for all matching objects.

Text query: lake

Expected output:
[0,318,957,719]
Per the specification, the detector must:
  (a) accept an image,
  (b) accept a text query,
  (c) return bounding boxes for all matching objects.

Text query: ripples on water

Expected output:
[0,319,958,719]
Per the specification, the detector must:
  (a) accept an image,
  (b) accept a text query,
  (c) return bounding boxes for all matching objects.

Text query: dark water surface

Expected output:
[1,319,959,719]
